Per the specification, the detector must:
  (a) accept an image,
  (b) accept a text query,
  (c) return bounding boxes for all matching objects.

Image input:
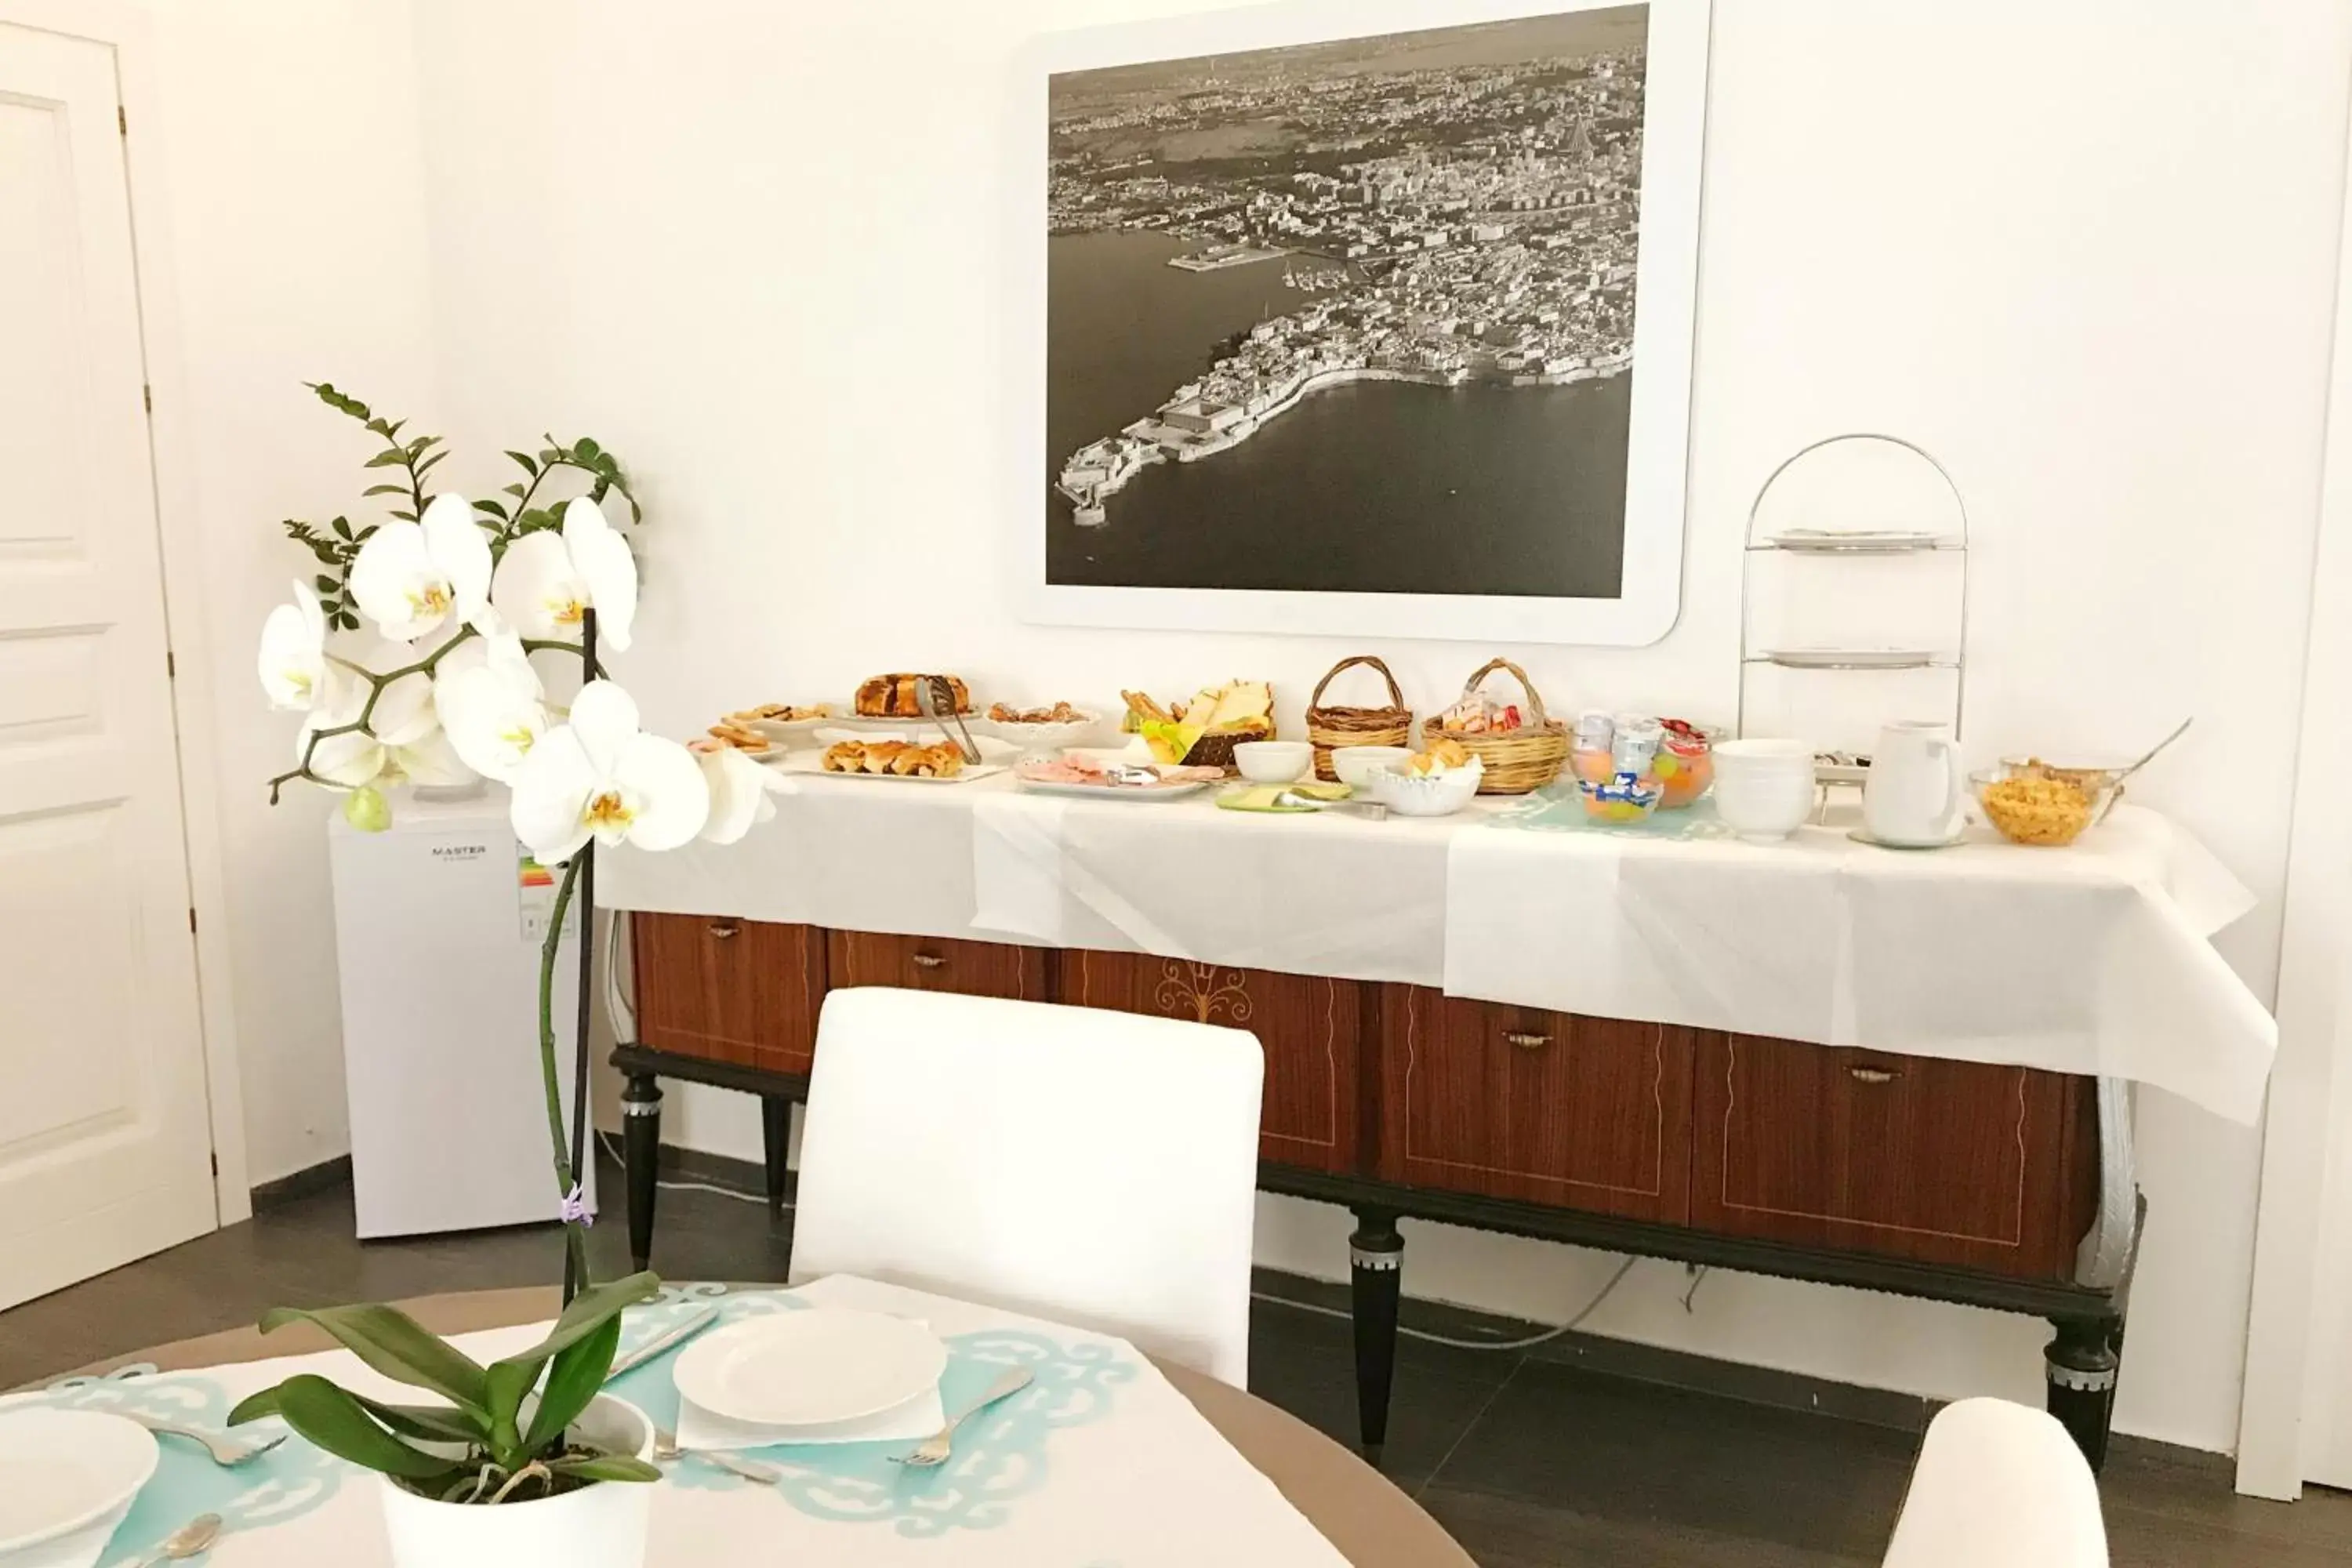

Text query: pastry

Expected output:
[728,702,831,724]
[855,673,971,719]
[818,738,966,779]
[706,722,771,753]
[989,700,1087,724]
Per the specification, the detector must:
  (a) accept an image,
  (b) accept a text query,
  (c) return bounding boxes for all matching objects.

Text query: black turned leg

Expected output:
[760,1095,790,1215]
[2045,1315,2122,1471]
[621,1073,662,1273]
[1348,1207,1404,1467]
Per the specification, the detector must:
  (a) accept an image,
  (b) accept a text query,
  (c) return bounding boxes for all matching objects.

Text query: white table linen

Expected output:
[5,1278,1349,1568]
[597,774,2274,1122]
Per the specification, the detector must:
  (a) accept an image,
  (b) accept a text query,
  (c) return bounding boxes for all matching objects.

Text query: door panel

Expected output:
[1061,952,1361,1174]
[631,913,824,1076]
[1378,986,1694,1222]
[826,931,1047,1003]
[0,24,214,1308]
[1691,1033,2096,1279]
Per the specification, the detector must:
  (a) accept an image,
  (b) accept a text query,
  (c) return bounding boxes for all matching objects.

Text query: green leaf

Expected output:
[390,510,417,522]
[334,611,358,631]
[416,451,447,476]
[572,437,601,460]
[503,482,528,499]
[520,1314,620,1456]
[364,451,408,469]
[546,1454,661,1485]
[331,517,353,539]
[539,447,560,465]
[362,484,408,498]
[314,575,336,593]
[485,1273,659,1449]
[257,1303,492,1417]
[506,449,539,477]
[589,478,611,503]
[242,1375,464,1483]
[475,498,510,521]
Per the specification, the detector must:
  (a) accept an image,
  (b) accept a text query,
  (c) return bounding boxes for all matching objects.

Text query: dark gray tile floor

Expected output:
[5,1156,2350,1566]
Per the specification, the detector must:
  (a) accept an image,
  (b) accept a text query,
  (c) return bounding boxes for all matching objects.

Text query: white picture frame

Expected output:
[1007,0,1711,646]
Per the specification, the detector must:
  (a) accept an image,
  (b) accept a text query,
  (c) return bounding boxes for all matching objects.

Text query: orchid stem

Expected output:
[538,851,590,1291]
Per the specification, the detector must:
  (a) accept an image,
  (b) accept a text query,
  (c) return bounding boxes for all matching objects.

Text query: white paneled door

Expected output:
[0,22,216,1308]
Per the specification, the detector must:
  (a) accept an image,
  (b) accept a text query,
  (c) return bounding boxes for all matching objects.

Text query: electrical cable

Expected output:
[594,1129,781,1207]
[1250,1254,1639,1352]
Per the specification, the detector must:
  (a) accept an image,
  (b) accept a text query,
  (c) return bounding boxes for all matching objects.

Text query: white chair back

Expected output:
[1882,1398,2108,1567]
[789,985,1265,1388]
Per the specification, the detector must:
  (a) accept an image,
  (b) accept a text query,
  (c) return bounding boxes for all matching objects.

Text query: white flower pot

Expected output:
[376,1395,655,1568]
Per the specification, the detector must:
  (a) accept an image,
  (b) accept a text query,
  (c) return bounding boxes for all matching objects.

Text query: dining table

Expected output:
[12,1281,1475,1568]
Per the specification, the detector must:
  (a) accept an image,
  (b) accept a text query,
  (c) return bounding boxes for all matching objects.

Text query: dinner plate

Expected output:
[1016,776,1214,800]
[672,1309,948,1429]
[0,1408,158,1555]
[737,712,839,744]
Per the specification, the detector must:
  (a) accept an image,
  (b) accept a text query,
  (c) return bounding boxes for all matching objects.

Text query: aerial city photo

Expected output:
[1045,5,1650,598]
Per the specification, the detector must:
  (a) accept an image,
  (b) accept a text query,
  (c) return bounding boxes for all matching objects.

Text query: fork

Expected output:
[891,1367,1036,1468]
[652,1428,780,1485]
[118,1412,285,1467]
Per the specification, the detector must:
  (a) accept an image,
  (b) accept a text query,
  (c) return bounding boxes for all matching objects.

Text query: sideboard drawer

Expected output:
[1691,1034,2098,1279]
[826,931,1047,1002]
[1377,986,1695,1222]
[1061,952,1363,1175]
[630,912,824,1075]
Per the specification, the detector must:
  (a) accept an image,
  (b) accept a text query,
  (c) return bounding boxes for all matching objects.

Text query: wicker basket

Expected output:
[1181,720,1273,775]
[1423,658,1567,794]
[1305,656,1414,782]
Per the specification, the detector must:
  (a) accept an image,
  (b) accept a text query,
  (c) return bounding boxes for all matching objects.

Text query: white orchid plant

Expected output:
[237,384,779,1504]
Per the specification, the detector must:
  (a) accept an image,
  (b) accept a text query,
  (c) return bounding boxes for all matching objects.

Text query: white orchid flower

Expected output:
[510,680,706,863]
[691,739,784,845]
[257,580,329,710]
[348,493,494,642]
[433,632,549,784]
[490,495,638,652]
[299,653,477,792]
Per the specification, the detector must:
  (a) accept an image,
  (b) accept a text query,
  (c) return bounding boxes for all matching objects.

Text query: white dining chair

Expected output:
[1881,1398,2109,1567]
[789,985,1265,1388]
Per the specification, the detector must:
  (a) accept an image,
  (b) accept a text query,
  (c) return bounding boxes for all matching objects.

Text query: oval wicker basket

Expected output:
[1181,720,1273,775]
[1422,658,1567,794]
[1305,656,1414,782]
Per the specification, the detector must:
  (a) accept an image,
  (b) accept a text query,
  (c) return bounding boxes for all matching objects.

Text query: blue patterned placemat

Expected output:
[10,1283,1134,1560]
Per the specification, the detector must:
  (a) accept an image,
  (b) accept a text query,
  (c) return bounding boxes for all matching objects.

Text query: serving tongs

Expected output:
[916,677,984,765]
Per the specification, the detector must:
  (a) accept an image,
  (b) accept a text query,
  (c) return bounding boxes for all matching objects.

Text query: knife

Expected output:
[605,1305,720,1381]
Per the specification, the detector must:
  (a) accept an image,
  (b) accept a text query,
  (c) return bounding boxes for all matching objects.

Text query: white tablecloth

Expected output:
[5,1279,1348,1568]
[599,774,2275,1123]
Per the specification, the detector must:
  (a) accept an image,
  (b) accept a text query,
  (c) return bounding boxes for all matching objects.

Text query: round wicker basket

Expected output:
[1305,656,1414,782]
[1422,658,1567,794]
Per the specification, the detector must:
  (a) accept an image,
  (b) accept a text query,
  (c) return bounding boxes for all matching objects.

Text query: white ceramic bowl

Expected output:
[1711,738,1817,843]
[0,1409,158,1568]
[979,712,1102,760]
[1374,759,1483,817]
[1233,741,1312,784]
[1330,745,1412,790]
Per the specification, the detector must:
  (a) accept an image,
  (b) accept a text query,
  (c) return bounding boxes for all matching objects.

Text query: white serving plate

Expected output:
[1015,775,1214,801]
[0,1408,158,1563]
[738,711,840,746]
[766,751,1005,786]
[1761,647,1942,670]
[672,1309,947,1429]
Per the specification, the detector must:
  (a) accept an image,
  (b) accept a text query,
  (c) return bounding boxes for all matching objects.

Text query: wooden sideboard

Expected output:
[615,911,2134,1467]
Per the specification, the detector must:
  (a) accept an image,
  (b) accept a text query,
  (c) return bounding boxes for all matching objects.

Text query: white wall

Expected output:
[140,0,442,1183]
[174,0,2328,1454]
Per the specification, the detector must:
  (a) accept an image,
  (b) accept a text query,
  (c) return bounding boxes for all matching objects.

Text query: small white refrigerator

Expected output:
[328,793,594,1239]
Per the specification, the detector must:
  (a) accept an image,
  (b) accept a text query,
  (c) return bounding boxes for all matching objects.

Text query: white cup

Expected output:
[1711,739,1817,843]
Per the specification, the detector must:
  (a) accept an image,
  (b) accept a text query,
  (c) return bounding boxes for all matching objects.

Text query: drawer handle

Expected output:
[910,953,948,971]
[707,920,739,940]
[1848,1065,1900,1085]
[1504,1030,1551,1050]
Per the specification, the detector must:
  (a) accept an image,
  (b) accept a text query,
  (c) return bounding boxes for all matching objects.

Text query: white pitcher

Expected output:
[1863,720,1965,846]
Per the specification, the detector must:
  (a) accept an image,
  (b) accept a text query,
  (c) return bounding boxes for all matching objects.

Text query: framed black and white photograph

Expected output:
[1011,0,1710,644]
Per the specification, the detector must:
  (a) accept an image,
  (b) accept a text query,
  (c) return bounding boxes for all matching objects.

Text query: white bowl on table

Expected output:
[0,1408,158,1568]
[1712,738,1818,843]
[979,710,1102,761]
[1233,741,1312,784]
[1374,758,1483,817]
[1330,745,1412,790]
